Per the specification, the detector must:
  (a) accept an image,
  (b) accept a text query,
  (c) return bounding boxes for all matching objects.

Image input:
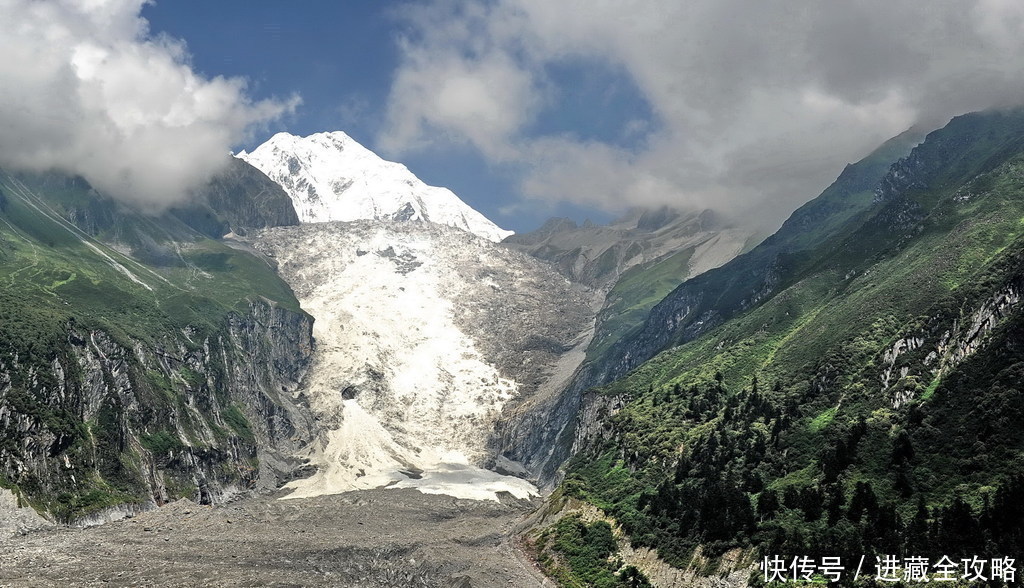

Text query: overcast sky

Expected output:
[3,0,1024,232]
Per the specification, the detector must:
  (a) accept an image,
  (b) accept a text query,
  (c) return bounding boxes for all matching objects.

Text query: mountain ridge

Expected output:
[585,125,929,389]
[237,131,513,242]
[0,165,315,522]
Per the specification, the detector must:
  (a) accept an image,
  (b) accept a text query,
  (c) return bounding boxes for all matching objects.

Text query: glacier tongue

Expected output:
[246,221,588,501]
[237,131,513,242]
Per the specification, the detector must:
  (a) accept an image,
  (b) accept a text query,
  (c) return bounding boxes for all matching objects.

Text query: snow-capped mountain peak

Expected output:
[236,131,513,242]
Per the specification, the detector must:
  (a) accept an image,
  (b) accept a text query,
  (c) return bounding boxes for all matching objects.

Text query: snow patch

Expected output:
[390,462,538,501]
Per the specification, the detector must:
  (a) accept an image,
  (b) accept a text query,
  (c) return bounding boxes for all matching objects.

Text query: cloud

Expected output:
[378,1,541,161]
[380,0,1024,231]
[381,51,540,161]
[0,0,297,212]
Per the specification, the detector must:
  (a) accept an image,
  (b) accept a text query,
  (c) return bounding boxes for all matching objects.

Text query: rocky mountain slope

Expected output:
[244,220,591,501]
[238,131,513,242]
[495,207,756,487]
[505,207,757,362]
[0,160,315,523]
[198,157,300,233]
[544,108,1024,582]
[583,126,926,388]
[504,207,754,290]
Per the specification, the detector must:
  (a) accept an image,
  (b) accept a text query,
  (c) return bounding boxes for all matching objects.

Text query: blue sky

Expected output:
[144,1,396,141]
[142,1,646,232]
[5,1,1023,234]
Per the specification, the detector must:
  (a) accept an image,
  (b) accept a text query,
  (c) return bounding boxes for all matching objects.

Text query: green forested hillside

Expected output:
[554,110,1024,579]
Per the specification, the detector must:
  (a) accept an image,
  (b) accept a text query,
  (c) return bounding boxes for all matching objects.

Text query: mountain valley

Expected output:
[3,109,1024,588]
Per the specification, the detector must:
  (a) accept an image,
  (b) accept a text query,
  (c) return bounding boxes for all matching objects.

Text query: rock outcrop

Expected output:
[0,298,315,523]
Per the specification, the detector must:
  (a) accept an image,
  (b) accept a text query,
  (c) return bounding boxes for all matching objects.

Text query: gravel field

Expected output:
[0,489,554,588]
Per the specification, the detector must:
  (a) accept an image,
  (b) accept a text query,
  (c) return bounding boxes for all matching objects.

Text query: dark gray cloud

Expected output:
[0,0,297,212]
[380,0,1024,232]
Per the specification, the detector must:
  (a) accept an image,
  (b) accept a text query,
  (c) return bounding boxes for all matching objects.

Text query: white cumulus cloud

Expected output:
[380,0,1024,231]
[0,0,298,211]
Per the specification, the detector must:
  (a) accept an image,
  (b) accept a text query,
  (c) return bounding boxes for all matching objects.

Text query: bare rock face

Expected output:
[245,221,593,498]
[0,488,52,538]
[196,157,300,233]
[0,300,316,522]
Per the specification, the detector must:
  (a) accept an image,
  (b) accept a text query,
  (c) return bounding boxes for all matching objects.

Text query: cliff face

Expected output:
[0,299,314,523]
[878,275,1022,409]
[0,167,314,522]
[489,337,596,487]
[197,158,301,234]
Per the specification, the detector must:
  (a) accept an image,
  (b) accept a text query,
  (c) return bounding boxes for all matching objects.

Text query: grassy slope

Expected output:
[560,112,1024,569]
[588,247,696,361]
[588,127,927,388]
[584,226,766,366]
[0,170,300,334]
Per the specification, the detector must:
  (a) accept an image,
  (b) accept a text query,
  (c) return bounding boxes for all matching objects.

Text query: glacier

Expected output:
[245,221,590,501]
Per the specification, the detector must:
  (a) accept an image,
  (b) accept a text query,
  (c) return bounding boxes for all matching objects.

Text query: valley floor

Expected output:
[0,489,554,587]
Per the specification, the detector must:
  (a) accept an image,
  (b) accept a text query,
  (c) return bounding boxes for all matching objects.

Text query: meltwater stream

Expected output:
[246,221,587,501]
